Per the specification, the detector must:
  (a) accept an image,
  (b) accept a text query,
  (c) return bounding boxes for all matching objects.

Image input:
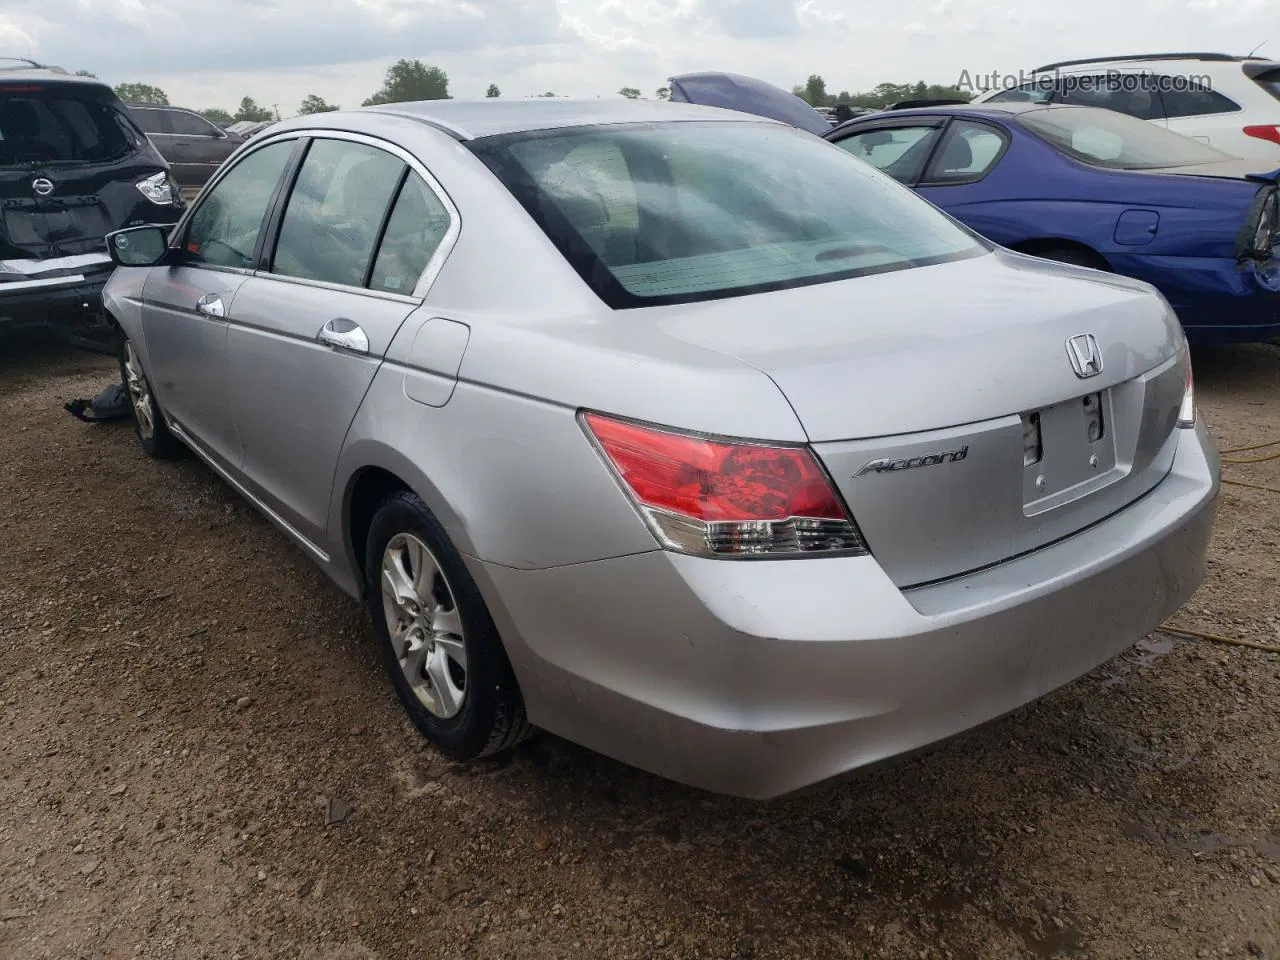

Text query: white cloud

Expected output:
[0,0,1268,116]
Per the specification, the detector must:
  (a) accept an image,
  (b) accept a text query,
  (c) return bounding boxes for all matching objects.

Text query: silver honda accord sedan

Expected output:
[101,98,1219,799]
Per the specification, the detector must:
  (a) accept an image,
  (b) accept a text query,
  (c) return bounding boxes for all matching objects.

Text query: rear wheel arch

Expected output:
[1008,238,1112,270]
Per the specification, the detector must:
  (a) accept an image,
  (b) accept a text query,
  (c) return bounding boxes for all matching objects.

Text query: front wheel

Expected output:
[117,333,185,459]
[365,491,531,760]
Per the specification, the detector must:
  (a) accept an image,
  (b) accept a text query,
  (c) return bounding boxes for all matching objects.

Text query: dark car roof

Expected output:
[0,67,111,88]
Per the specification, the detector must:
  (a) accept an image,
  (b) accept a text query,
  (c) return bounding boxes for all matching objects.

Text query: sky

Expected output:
[0,0,1275,116]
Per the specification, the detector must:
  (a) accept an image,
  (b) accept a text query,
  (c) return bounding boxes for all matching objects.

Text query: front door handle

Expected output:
[316,317,369,355]
[196,293,225,318]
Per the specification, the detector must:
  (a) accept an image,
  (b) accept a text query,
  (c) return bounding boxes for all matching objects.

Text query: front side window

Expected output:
[1018,106,1234,170]
[832,125,941,183]
[169,110,222,137]
[184,140,294,269]
[469,121,985,308]
[270,138,405,287]
[922,120,1008,184]
[369,172,453,294]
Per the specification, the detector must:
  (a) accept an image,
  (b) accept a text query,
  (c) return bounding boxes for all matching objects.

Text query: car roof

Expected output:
[1034,52,1272,72]
[0,64,111,89]
[850,101,1055,122]
[350,97,779,140]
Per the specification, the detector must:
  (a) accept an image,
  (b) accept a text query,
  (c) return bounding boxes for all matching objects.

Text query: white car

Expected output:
[974,52,1280,163]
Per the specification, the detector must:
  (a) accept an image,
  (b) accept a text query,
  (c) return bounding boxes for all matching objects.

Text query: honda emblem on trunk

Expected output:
[31,178,54,197]
[1066,334,1103,379]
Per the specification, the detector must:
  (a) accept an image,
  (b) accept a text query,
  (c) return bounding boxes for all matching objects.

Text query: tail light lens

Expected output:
[136,172,175,206]
[1177,352,1196,428]
[1244,125,1280,146]
[582,412,868,559]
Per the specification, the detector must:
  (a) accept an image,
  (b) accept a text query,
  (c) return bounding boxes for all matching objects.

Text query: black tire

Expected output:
[364,490,531,760]
[116,332,185,459]
[1034,246,1110,270]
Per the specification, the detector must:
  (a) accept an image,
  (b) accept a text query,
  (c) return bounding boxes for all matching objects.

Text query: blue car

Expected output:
[670,72,1280,345]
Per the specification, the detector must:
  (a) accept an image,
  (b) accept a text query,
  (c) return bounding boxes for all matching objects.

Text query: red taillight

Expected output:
[583,412,867,558]
[0,85,43,93]
[1244,125,1280,145]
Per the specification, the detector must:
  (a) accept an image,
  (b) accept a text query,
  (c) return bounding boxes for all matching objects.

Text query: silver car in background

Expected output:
[102,99,1219,799]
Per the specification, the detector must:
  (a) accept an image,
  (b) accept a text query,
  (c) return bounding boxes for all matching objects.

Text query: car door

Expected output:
[912,119,1011,228]
[141,137,299,472]
[224,134,456,548]
[165,109,235,188]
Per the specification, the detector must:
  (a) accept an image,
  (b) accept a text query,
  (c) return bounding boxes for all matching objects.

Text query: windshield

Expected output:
[1017,105,1233,170]
[468,121,986,308]
[0,85,139,166]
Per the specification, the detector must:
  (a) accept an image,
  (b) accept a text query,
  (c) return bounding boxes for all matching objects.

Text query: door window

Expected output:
[128,107,167,135]
[368,172,453,294]
[183,140,295,269]
[1056,74,1164,121]
[1158,81,1241,118]
[169,110,223,137]
[270,138,405,288]
[832,125,941,183]
[922,120,1008,184]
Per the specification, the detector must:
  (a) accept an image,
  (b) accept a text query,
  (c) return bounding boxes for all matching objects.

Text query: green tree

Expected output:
[538,91,556,97]
[618,86,641,99]
[234,97,274,122]
[655,86,671,101]
[363,59,450,106]
[75,69,97,78]
[298,94,338,115]
[802,74,829,106]
[843,81,970,109]
[200,108,234,125]
[486,83,501,98]
[115,82,169,105]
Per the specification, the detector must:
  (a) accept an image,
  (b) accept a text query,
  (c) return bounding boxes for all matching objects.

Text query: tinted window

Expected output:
[986,84,1052,104]
[129,107,166,135]
[169,110,221,136]
[271,139,404,287]
[923,120,1007,183]
[833,125,941,183]
[184,140,294,269]
[469,121,985,309]
[369,172,452,294]
[1056,74,1164,120]
[1255,71,1280,102]
[0,90,139,164]
[1018,106,1233,169]
[1159,83,1241,118]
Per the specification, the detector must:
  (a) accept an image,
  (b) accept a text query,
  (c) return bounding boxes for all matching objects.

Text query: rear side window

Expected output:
[369,172,453,294]
[169,110,222,137]
[0,89,139,164]
[1159,82,1241,118]
[469,121,985,308]
[832,125,941,183]
[922,120,1007,184]
[271,138,405,288]
[1056,74,1164,121]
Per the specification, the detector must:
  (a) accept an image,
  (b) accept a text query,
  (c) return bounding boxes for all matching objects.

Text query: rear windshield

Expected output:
[1017,105,1233,170]
[468,121,986,308]
[0,85,140,166]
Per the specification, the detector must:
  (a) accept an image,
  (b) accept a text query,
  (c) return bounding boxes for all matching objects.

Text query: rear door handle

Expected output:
[316,317,369,355]
[196,293,225,318]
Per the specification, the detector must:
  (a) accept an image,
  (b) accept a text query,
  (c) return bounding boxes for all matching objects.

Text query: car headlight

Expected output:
[136,172,175,206]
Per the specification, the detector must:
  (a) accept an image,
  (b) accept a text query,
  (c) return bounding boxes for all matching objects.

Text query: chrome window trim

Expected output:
[248,128,462,304]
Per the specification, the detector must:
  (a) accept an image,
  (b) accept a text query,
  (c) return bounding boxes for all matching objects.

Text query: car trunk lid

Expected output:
[651,249,1188,586]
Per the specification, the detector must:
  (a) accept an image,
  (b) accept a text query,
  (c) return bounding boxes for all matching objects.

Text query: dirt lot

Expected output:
[1,332,1278,960]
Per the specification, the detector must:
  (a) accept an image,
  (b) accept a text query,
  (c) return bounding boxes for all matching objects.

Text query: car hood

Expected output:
[647,247,1181,441]
[667,72,833,137]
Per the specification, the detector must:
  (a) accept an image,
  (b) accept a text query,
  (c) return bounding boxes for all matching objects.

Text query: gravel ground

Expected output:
[1,331,1278,960]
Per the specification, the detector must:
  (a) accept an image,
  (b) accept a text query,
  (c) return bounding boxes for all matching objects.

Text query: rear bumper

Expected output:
[471,421,1220,799]
[0,253,116,348]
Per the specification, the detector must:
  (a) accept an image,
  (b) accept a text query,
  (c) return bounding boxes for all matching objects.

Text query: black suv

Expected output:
[0,61,183,350]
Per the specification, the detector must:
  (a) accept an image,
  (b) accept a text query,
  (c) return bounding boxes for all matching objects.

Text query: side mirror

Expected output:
[107,225,171,267]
